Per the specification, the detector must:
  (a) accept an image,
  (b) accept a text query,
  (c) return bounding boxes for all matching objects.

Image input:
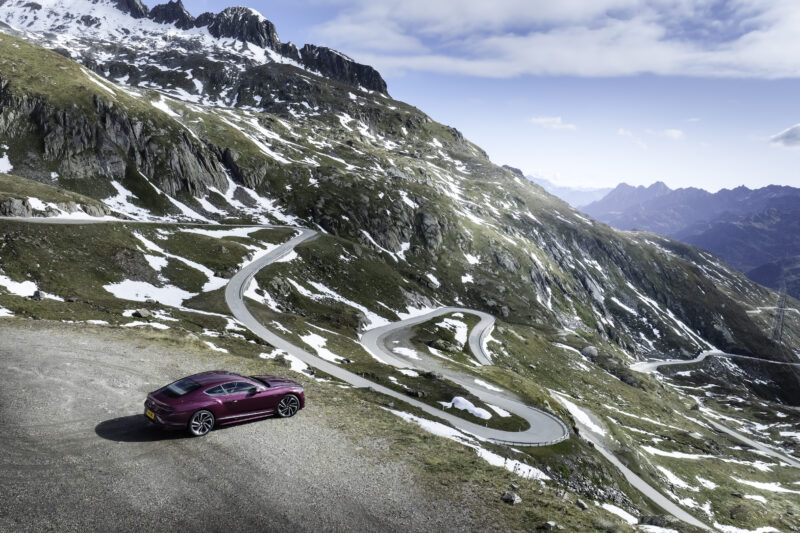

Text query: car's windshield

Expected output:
[249,376,270,388]
[163,377,201,398]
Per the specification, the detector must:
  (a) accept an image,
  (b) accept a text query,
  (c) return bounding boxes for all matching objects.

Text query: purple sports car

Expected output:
[144,370,305,436]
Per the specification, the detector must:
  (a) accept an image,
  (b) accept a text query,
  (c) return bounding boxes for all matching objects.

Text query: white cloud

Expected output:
[646,128,685,140]
[618,128,648,149]
[770,123,800,147]
[530,116,577,130]
[306,0,800,79]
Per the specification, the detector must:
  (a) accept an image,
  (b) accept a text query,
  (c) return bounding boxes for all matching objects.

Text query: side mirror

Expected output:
[247,387,257,396]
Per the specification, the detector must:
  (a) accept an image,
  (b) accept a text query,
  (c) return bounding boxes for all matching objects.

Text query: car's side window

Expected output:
[220,382,238,395]
[232,381,255,393]
[205,385,225,396]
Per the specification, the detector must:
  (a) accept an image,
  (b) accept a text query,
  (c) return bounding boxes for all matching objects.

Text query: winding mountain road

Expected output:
[1,216,569,445]
[11,215,796,530]
[630,350,800,374]
[225,227,570,446]
[630,351,800,469]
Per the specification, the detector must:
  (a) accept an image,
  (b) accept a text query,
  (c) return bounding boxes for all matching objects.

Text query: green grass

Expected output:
[0,172,107,209]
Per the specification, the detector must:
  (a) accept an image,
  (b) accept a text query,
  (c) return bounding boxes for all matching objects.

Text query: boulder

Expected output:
[83,204,107,217]
[638,515,682,529]
[132,308,152,319]
[576,499,588,510]
[501,491,521,505]
[581,346,599,358]
[0,198,32,217]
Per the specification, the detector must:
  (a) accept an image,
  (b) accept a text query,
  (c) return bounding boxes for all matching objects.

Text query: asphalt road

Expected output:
[630,350,800,374]
[630,352,800,469]
[0,323,493,532]
[565,411,711,531]
[225,229,569,446]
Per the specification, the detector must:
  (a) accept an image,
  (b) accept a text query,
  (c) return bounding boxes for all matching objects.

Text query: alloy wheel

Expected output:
[277,395,300,418]
[189,410,214,436]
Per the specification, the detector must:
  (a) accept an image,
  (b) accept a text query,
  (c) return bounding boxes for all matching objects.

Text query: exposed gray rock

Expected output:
[299,44,387,94]
[414,211,442,251]
[638,515,682,529]
[492,248,519,272]
[113,249,160,284]
[500,491,521,505]
[148,0,194,29]
[197,7,280,51]
[132,309,152,319]
[576,498,588,510]
[581,346,598,358]
[0,198,32,217]
[83,204,108,217]
[114,0,148,18]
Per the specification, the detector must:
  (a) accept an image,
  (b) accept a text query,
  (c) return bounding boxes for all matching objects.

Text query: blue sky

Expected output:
[155,1,800,191]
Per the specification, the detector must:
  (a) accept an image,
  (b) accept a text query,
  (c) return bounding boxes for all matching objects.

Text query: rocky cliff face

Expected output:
[197,7,280,51]
[298,45,388,95]
[0,70,229,198]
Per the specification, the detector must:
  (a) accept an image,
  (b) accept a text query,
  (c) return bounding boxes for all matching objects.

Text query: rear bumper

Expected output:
[144,402,188,429]
[144,411,187,429]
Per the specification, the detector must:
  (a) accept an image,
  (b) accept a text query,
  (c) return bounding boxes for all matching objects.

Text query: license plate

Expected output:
[145,409,155,420]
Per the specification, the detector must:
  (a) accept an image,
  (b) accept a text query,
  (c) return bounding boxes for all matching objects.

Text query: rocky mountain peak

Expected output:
[299,44,388,94]
[196,6,280,51]
[0,0,390,95]
[113,0,148,19]
[148,0,194,30]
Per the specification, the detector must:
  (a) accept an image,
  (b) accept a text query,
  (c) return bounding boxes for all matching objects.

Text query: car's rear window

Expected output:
[250,376,270,388]
[163,377,201,398]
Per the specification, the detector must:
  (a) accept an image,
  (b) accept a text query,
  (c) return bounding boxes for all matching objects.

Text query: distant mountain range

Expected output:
[523,173,612,207]
[582,182,800,298]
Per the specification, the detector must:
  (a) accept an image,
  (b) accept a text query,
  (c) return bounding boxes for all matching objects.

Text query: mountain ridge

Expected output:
[0,0,388,94]
[583,181,800,297]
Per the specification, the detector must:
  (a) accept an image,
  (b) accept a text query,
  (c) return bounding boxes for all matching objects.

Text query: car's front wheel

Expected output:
[189,409,215,436]
[277,395,300,418]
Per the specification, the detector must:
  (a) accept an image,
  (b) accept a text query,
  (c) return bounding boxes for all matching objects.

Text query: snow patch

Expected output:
[439,396,492,420]
[392,347,419,359]
[599,502,637,525]
[384,408,549,481]
[103,280,196,308]
[474,379,502,392]
[301,333,343,363]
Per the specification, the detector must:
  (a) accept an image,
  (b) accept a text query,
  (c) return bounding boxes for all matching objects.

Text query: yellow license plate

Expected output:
[145,409,155,420]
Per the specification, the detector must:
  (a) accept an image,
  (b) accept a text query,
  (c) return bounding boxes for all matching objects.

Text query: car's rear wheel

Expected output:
[189,410,215,436]
[277,395,300,418]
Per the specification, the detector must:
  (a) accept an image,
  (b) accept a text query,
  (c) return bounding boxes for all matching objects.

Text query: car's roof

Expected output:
[186,370,247,386]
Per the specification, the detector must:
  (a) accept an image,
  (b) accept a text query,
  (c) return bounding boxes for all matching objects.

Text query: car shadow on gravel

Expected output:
[95,415,191,442]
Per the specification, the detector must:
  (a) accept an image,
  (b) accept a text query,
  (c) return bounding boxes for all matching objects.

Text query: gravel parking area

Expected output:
[0,321,488,532]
